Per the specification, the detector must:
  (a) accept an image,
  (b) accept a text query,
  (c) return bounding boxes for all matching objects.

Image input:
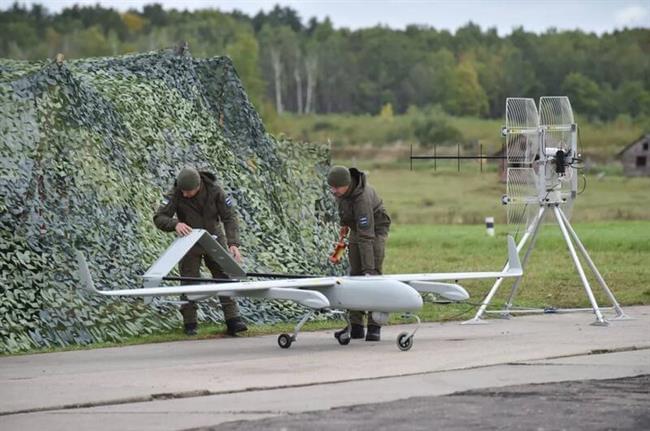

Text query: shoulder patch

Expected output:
[225,196,233,207]
[161,197,170,206]
[358,215,369,229]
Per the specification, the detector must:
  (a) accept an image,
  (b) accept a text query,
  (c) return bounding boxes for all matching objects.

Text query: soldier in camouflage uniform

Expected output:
[327,165,391,341]
[154,166,248,336]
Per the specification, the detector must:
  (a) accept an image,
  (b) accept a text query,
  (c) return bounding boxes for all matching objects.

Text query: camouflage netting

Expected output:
[0,49,343,354]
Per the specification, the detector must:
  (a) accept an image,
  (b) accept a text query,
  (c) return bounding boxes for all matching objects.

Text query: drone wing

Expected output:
[75,251,332,309]
[373,236,522,301]
[382,235,521,282]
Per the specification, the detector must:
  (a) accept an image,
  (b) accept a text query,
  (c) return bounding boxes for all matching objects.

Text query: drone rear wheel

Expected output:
[396,332,413,351]
[278,333,294,349]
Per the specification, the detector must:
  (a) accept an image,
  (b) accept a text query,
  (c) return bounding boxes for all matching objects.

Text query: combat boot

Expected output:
[184,322,197,336]
[365,325,381,341]
[334,323,365,339]
[225,317,248,336]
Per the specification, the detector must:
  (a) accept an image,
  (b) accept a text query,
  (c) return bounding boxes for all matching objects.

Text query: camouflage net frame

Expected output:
[0,49,342,353]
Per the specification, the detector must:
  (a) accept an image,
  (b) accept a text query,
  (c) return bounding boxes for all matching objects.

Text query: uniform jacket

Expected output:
[154,171,240,247]
[336,168,391,273]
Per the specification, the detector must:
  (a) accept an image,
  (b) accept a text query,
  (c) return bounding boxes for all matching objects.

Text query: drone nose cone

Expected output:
[405,285,424,310]
[384,280,423,312]
[384,280,422,312]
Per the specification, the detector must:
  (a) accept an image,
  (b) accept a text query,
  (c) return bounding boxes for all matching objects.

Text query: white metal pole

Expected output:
[557,209,628,319]
[553,206,607,325]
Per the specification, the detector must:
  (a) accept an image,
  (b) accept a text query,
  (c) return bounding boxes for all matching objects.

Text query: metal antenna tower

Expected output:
[463,97,629,326]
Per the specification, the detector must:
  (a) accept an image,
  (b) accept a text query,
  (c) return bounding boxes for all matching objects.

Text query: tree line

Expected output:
[1,2,649,121]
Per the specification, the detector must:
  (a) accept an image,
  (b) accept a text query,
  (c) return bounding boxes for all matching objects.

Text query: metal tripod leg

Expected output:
[553,206,608,326]
[557,209,629,320]
[503,206,547,316]
[462,206,544,325]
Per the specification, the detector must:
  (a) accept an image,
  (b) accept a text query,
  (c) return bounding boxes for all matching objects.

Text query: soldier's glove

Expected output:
[328,226,350,264]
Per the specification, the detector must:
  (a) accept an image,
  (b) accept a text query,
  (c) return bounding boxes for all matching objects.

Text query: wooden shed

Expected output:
[618,134,650,176]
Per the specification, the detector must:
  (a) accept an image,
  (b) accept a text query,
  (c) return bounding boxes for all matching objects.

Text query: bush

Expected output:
[412,106,463,148]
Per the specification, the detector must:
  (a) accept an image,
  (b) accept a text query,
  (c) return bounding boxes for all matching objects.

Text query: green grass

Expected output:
[384,222,650,311]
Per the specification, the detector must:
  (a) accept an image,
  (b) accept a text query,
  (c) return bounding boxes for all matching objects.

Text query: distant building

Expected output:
[618,134,650,176]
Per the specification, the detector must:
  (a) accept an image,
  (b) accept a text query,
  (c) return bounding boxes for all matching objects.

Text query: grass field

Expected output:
[385,222,650,309]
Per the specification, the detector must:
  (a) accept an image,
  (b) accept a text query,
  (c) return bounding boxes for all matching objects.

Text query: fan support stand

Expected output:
[463,195,630,326]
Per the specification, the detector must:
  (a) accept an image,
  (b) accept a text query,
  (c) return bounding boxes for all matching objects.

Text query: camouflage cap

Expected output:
[177,166,201,191]
[327,165,351,187]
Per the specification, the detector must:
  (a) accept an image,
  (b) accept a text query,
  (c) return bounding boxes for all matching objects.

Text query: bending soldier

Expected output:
[154,166,248,336]
[327,165,391,341]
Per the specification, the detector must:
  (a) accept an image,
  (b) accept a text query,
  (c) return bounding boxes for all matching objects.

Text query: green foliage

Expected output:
[562,73,600,119]
[1,4,648,121]
[446,60,489,117]
[379,103,394,121]
[0,49,342,354]
[0,5,267,112]
[412,106,463,148]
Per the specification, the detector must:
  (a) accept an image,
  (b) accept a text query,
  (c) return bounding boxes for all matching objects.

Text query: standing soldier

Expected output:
[327,165,391,341]
[154,166,248,337]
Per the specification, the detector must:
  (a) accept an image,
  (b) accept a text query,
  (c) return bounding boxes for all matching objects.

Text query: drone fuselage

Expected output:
[194,277,425,313]
[314,278,424,312]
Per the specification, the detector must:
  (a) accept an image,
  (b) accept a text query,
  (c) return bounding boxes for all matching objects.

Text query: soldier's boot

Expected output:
[184,322,197,336]
[365,325,381,341]
[225,317,248,336]
[334,324,365,339]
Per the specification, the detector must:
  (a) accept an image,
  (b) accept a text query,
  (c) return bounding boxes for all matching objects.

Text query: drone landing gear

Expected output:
[331,311,421,351]
[277,309,314,349]
[396,313,420,351]
[333,312,352,345]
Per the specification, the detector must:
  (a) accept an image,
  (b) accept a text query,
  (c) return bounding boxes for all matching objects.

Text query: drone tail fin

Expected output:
[75,251,100,294]
[506,235,522,276]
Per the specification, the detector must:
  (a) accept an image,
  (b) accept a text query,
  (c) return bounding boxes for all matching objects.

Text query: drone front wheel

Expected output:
[396,332,413,351]
[278,333,293,349]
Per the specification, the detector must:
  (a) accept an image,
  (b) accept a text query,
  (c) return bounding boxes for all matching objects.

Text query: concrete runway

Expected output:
[1,306,649,430]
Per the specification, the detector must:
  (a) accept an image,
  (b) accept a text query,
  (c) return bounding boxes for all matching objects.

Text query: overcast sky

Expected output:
[3,0,649,35]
